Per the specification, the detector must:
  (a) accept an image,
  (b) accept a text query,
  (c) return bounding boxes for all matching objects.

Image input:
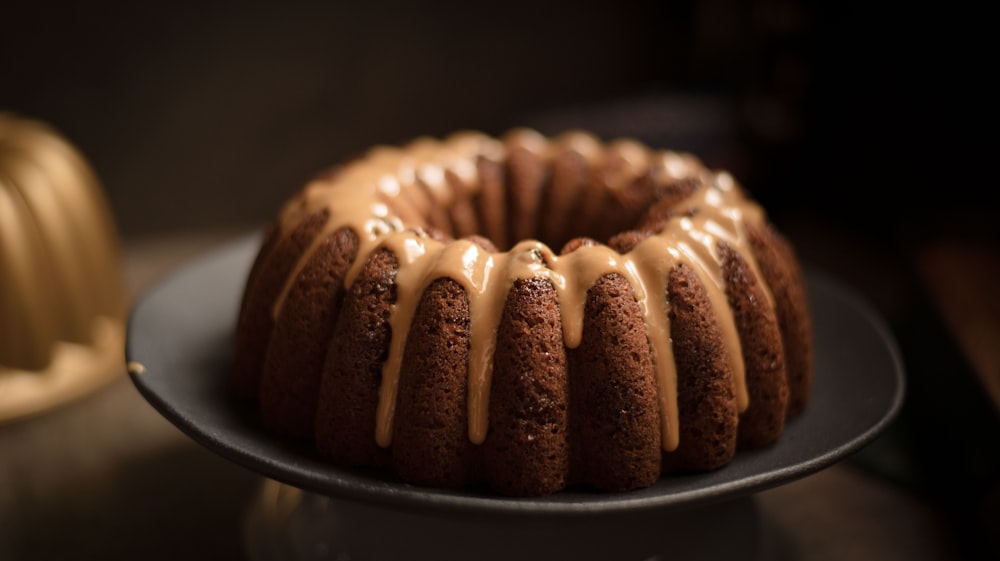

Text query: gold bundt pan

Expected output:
[0,113,126,422]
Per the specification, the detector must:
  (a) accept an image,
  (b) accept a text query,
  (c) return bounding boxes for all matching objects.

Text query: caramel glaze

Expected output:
[237,128,813,486]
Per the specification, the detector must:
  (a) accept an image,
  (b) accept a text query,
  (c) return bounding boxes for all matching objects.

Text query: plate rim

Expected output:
[126,235,906,517]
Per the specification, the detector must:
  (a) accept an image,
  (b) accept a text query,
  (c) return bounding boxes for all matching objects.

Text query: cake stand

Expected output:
[127,234,905,561]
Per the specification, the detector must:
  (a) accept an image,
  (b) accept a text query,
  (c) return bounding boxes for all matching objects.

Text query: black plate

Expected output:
[127,234,905,517]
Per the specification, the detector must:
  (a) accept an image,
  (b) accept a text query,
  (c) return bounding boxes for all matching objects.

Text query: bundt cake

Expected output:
[0,113,126,422]
[232,128,812,496]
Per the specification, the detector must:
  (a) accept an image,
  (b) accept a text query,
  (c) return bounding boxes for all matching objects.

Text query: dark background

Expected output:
[2,1,997,559]
[2,1,992,241]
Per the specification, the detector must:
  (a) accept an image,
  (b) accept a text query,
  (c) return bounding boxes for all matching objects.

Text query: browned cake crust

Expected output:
[568,272,662,492]
[258,226,358,437]
[314,248,397,468]
[540,150,586,247]
[640,177,701,229]
[232,129,814,497]
[506,145,548,247]
[446,169,480,239]
[719,241,790,449]
[423,185,453,235]
[232,209,327,400]
[391,278,479,488]
[747,223,813,417]
[606,171,656,240]
[663,263,739,471]
[483,277,570,496]
[605,230,740,472]
[573,169,613,244]
[475,157,507,249]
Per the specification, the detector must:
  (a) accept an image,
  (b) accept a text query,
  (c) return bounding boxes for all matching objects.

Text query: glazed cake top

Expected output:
[270,129,772,451]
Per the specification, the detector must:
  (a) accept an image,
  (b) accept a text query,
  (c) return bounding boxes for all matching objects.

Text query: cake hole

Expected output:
[415,147,692,252]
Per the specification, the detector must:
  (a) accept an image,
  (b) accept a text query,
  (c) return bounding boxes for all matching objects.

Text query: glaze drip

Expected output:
[271,130,771,451]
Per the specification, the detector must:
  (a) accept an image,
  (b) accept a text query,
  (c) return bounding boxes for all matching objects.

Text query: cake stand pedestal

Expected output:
[243,480,767,561]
